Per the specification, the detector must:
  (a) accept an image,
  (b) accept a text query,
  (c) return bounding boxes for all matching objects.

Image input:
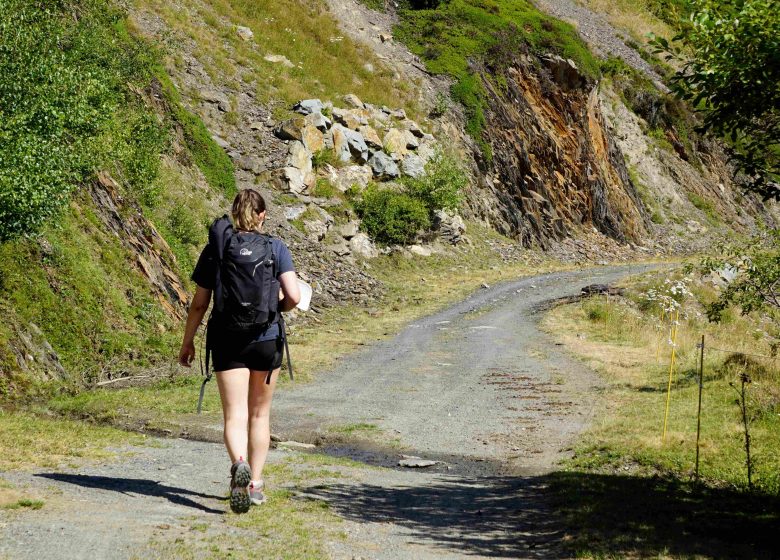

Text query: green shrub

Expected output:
[310,178,339,199]
[401,151,467,216]
[0,0,168,240]
[311,149,340,170]
[355,186,430,244]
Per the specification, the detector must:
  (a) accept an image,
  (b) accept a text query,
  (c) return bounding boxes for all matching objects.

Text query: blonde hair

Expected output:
[231,189,266,232]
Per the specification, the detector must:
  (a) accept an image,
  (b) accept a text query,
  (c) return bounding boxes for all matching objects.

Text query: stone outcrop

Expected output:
[475,55,647,248]
[90,172,188,319]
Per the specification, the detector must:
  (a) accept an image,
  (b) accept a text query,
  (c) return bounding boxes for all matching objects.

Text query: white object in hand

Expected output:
[296,280,312,311]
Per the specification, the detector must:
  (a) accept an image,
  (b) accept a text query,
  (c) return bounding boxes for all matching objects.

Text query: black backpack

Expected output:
[214,229,280,332]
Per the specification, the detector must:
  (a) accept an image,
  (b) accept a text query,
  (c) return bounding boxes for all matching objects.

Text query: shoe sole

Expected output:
[230,462,252,514]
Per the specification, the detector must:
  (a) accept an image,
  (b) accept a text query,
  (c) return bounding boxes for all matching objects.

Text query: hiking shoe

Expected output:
[229,458,252,514]
[249,480,266,506]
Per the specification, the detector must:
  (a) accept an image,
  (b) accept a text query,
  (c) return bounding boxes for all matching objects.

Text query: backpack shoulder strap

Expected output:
[208,215,233,313]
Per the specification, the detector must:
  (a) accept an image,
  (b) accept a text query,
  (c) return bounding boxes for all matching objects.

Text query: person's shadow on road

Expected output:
[36,473,224,515]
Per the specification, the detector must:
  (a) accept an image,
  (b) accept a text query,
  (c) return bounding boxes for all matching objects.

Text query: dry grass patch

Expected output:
[0,411,144,471]
[134,0,420,116]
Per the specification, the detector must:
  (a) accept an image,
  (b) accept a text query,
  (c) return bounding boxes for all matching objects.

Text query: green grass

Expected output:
[394,0,599,157]
[146,452,351,559]
[543,270,780,557]
[543,272,780,494]
[686,192,720,226]
[0,196,182,388]
[2,498,45,510]
[0,410,144,470]
[329,422,380,435]
[138,0,420,117]
[152,64,236,199]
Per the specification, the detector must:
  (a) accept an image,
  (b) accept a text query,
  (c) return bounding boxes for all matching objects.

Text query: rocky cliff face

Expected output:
[471,55,647,248]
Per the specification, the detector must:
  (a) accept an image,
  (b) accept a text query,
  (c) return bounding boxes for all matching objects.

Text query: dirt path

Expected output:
[0,265,654,559]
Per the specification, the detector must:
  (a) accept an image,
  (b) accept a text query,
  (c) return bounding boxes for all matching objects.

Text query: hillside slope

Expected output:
[0,0,776,396]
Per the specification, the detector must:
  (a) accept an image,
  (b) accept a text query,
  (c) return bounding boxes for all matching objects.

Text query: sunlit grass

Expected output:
[542,269,780,494]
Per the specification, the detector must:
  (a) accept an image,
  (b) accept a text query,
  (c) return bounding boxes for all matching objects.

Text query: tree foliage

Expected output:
[0,0,167,240]
[695,228,780,330]
[651,0,780,199]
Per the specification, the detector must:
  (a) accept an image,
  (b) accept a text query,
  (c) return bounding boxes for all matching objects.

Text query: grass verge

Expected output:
[541,269,780,557]
[0,410,145,471]
[144,451,353,559]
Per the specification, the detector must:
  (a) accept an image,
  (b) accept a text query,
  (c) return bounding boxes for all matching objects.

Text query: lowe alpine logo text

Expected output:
[239,248,252,256]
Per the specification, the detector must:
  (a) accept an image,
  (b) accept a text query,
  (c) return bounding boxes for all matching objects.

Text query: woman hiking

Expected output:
[178,188,301,513]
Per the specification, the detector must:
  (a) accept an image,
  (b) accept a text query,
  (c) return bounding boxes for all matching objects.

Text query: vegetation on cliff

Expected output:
[394,0,599,160]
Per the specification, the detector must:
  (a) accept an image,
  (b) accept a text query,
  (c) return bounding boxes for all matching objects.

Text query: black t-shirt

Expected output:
[191,235,295,341]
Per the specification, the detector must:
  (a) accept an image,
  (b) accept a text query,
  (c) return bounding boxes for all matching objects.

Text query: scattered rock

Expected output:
[398,456,438,468]
[274,117,306,141]
[264,53,295,68]
[368,151,400,179]
[332,107,364,130]
[332,124,369,163]
[303,219,328,242]
[211,135,230,149]
[237,154,263,175]
[343,93,364,109]
[379,33,392,43]
[235,25,254,41]
[433,210,466,244]
[403,120,425,138]
[363,63,374,73]
[301,123,325,152]
[359,125,383,150]
[284,206,307,221]
[305,111,331,132]
[293,99,325,115]
[286,141,313,174]
[333,165,372,192]
[336,221,360,239]
[383,128,409,156]
[267,167,306,194]
[409,244,432,257]
[402,153,425,178]
[278,441,316,450]
[326,239,351,256]
[199,89,230,112]
[542,55,585,91]
[350,232,379,258]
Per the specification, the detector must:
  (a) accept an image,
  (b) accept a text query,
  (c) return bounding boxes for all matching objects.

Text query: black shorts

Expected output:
[210,330,284,372]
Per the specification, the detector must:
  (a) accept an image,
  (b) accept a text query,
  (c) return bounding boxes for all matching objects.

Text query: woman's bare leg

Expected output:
[216,368,251,464]
[248,368,280,481]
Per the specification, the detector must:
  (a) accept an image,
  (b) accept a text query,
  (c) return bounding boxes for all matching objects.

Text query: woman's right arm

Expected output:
[178,286,212,367]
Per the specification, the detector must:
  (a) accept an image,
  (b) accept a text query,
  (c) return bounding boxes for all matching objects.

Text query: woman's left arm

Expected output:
[278,271,301,312]
[178,286,212,367]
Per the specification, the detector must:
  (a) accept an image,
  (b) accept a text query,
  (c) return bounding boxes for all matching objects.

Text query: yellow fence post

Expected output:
[662,308,680,442]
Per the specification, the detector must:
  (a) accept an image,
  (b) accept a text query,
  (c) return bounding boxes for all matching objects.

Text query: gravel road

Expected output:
[0,264,654,559]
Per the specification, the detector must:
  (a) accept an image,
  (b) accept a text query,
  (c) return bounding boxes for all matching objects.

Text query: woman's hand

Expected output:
[179,340,196,367]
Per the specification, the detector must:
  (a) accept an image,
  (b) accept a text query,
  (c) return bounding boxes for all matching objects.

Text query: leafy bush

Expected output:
[0,0,168,240]
[310,178,339,199]
[651,0,780,198]
[401,151,467,216]
[355,186,430,244]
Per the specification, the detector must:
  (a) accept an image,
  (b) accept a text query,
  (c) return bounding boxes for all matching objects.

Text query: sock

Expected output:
[250,479,263,489]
